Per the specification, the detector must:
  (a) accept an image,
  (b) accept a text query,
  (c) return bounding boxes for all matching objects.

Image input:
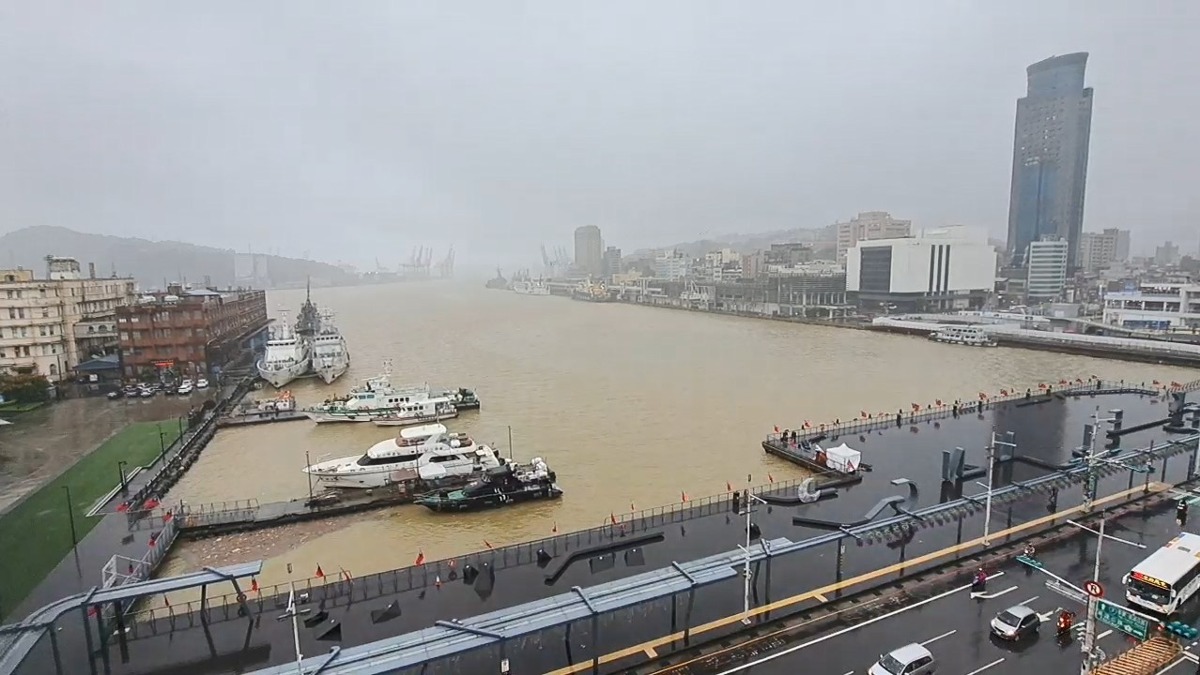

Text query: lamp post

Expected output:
[157,423,167,464]
[1065,513,1146,675]
[62,485,78,551]
[117,461,128,494]
[982,432,1016,546]
[738,490,768,624]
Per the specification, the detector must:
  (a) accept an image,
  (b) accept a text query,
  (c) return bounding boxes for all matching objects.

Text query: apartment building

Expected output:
[0,258,135,381]
[835,211,912,263]
[116,285,268,379]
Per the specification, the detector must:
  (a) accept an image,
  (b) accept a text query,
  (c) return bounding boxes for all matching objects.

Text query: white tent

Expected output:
[0,418,12,426]
[823,443,861,473]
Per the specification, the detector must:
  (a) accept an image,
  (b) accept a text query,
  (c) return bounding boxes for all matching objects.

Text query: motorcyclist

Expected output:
[1024,543,1036,557]
[1057,610,1075,635]
[972,568,987,591]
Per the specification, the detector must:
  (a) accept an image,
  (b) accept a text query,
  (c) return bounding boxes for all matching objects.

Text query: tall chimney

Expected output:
[89,262,96,279]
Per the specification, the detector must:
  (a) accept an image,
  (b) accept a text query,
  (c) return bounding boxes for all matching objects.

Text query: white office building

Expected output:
[653,250,690,280]
[846,226,996,311]
[1026,239,1070,301]
[1102,283,1200,331]
[1076,228,1130,273]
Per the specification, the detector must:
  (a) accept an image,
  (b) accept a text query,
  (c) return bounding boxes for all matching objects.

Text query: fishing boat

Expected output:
[371,397,459,427]
[303,423,501,489]
[929,325,998,347]
[414,458,562,512]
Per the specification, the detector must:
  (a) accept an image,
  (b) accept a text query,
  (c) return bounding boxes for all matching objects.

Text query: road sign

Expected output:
[1096,599,1150,640]
[1085,581,1105,598]
[1045,579,1087,605]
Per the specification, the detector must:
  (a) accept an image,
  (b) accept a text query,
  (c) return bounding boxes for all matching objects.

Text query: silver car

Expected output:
[869,643,937,675]
[990,605,1041,641]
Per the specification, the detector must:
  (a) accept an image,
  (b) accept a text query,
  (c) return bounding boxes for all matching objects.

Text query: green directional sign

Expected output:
[1096,600,1150,640]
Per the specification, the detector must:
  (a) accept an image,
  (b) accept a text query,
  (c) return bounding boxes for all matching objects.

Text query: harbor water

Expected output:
[109,282,1193,588]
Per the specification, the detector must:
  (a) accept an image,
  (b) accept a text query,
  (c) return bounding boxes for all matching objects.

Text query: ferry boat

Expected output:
[929,325,998,347]
[256,312,311,388]
[415,459,562,512]
[512,279,551,296]
[311,312,350,384]
[371,396,459,427]
[303,423,502,489]
[303,371,432,423]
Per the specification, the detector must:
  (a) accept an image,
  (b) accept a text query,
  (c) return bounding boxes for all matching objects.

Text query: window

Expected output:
[39,326,47,336]
[41,307,50,318]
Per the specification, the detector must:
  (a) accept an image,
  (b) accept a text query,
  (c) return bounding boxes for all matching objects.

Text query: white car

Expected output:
[177,382,194,395]
[869,643,937,675]
[195,378,209,389]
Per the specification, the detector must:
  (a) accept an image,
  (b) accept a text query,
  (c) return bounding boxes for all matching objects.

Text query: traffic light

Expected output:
[1178,500,1189,527]
[1165,621,1199,641]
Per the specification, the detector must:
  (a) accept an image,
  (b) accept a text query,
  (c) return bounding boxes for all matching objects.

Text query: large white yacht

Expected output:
[303,423,502,489]
[311,311,350,384]
[372,396,458,427]
[303,362,431,423]
[256,312,310,388]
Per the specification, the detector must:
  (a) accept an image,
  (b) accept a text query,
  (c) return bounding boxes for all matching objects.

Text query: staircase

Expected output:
[1094,636,1181,675]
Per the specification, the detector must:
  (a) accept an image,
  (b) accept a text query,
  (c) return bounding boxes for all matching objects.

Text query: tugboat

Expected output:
[415,458,562,512]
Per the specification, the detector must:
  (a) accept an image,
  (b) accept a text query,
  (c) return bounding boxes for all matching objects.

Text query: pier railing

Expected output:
[765,378,1168,446]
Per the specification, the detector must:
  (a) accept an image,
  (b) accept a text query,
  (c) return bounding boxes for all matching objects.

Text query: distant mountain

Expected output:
[631,225,837,259]
[0,226,356,289]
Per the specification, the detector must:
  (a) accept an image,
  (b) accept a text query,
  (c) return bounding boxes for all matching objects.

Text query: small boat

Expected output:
[238,391,296,413]
[442,387,481,411]
[929,325,998,347]
[371,397,458,427]
[415,458,562,512]
[303,423,501,489]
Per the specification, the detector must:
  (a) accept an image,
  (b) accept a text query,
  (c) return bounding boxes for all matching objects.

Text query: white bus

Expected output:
[1124,532,1200,615]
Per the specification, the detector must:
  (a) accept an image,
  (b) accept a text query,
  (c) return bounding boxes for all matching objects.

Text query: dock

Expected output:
[215,409,308,427]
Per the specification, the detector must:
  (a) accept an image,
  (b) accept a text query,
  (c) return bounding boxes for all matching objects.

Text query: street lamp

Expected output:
[117,461,128,494]
[981,432,1016,546]
[62,485,78,551]
[738,490,768,625]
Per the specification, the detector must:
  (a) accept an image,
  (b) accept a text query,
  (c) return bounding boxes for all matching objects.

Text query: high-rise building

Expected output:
[602,246,622,279]
[1155,241,1181,267]
[1005,53,1094,269]
[0,258,136,381]
[1025,238,1070,301]
[1077,228,1131,273]
[573,225,604,278]
[835,212,912,263]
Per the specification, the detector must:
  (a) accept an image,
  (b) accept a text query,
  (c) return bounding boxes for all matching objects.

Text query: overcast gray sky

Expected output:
[2,1,1197,267]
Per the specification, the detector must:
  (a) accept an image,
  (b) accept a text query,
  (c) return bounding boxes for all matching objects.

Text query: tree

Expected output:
[0,373,52,403]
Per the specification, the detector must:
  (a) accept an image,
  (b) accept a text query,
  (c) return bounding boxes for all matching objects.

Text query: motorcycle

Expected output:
[970,570,988,594]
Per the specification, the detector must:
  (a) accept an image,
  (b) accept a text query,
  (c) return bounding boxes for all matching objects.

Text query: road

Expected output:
[706,506,1200,675]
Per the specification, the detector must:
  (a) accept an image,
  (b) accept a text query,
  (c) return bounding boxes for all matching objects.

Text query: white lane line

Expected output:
[713,573,1006,674]
[969,585,1017,600]
[1097,629,1113,639]
[842,672,855,675]
[1160,655,1192,673]
[1018,595,1039,606]
[965,658,1005,675]
[921,629,957,646]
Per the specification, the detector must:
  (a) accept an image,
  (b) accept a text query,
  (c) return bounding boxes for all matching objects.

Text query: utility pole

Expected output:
[1084,408,1118,513]
[1065,514,1147,675]
[739,490,767,624]
[983,432,1016,546]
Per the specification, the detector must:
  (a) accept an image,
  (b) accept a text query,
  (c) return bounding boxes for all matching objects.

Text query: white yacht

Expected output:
[303,362,431,423]
[256,312,311,388]
[512,279,551,296]
[311,312,350,384]
[929,325,998,347]
[372,396,459,427]
[303,423,502,489]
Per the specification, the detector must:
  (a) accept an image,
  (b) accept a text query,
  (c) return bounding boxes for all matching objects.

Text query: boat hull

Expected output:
[314,359,350,384]
[305,410,377,423]
[372,410,458,427]
[256,358,310,389]
[417,485,563,512]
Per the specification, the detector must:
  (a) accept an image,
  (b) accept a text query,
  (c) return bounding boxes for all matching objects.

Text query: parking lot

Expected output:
[708,505,1200,675]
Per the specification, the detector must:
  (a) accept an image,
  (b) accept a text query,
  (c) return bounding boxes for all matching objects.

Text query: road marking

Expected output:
[712,575,1005,674]
[1097,629,1113,639]
[841,672,854,675]
[1018,595,1039,606]
[813,592,829,603]
[1160,656,1192,672]
[964,658,1005,675]
[921,629,956,646]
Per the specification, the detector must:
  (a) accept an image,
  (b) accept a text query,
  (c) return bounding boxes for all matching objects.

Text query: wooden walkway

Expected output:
[1094,636,1180,675]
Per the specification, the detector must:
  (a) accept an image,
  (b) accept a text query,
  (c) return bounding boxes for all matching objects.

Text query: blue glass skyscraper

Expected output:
[1005,53,1093,269]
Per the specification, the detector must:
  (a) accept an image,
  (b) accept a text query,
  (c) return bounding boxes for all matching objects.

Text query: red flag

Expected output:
[935,399,943,406]
[610,512,617,525]
[484,540,494,549]
[911,403,920,410]
[87,605,98,617]
[415,550,425,566]
[768,473,775,483]
[861,410,868,418]
[162,511,173,523]
[629,501,635,512]
[681,491,689,503]
[315,565,325,578]
[116,502,128,513]
[163,594,170,607]
[773,425,780,433]
[726,481,732,493]
[448,559,456,569]
[552,521,558,534]
[144,498,159,510]
[148,533,158,548]
[250,578,259,592]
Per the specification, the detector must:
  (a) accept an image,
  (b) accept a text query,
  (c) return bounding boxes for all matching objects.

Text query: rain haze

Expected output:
[2,1,1198,268]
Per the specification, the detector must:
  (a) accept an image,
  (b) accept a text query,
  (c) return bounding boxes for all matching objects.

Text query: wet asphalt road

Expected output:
[708,505,1200,675]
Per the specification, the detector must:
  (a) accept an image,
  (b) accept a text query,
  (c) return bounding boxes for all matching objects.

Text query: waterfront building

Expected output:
[573,225,604,278]
[602,246,622,279]
[845,226,995,312]
[1025,238,1070,301]
[116,284,268,379]
[653,250,689,280]
[0,258,135,381]
[1005,53,1094,269]
[834,211,911,263]
[1102,282,1200,330]
[1077,228,1131,273]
